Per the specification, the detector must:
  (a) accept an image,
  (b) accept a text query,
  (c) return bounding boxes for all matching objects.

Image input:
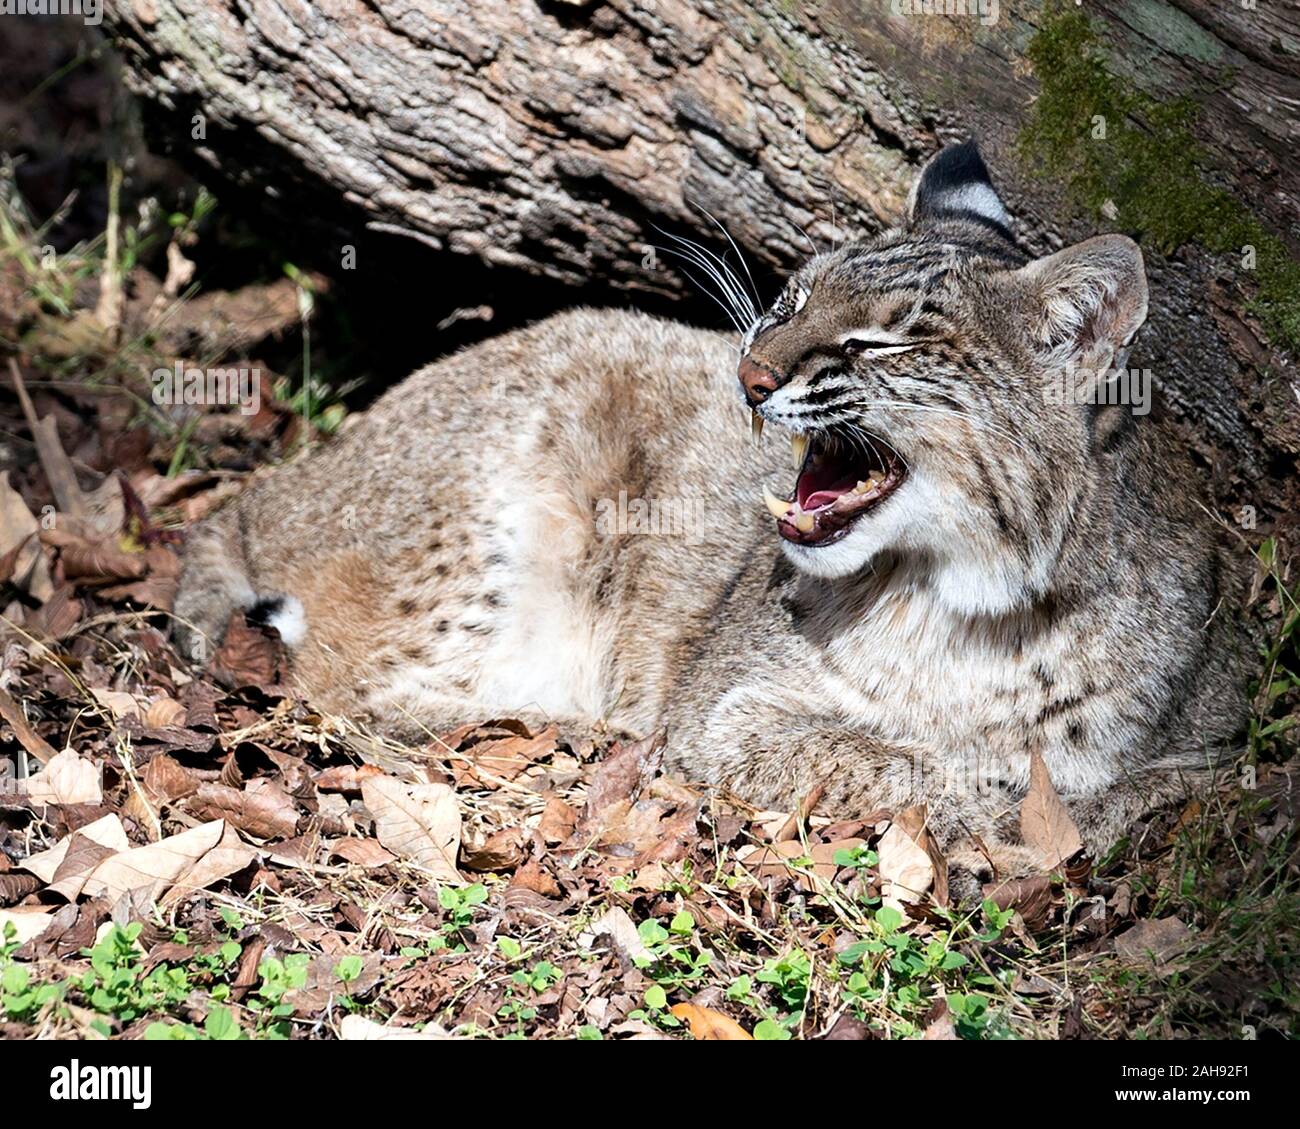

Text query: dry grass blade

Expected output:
[0,682,58,765]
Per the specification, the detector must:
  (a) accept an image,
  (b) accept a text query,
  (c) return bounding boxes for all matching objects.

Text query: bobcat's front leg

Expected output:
[671,688,924,820]
[671,689,1051,900]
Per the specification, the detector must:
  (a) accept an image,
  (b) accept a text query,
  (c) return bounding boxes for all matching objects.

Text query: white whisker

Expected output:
[655,225,759,329]
[690,202,763,315]
[656,235,755,334]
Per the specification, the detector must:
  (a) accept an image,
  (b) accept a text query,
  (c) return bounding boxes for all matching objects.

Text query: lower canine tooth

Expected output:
[751,412,765,442]
[794,512,815,533]
[762,486,791,521]
[790,433,809,467]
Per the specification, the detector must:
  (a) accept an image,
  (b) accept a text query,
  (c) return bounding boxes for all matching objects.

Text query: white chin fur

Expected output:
[777,472,1039,616]
[265,596,308,647]
[779,480,916,580]
[780,527,880,579]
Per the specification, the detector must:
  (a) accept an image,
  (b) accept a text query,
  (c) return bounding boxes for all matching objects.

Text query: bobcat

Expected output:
[175,142,1248,870]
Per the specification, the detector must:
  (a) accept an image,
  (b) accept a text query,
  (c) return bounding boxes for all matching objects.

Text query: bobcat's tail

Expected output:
[173,506,306,662]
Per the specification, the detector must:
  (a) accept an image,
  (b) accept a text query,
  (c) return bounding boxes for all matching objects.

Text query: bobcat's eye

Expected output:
[762,284,810,332]
[841,338,915,357]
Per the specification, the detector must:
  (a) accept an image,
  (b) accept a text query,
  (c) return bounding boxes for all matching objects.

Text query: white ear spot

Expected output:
[932,182,1010,227]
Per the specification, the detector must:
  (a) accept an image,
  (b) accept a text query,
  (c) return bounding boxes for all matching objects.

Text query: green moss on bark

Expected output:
[1020,4,1299,353]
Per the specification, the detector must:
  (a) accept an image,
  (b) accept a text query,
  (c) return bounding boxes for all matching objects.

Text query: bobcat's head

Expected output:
[740,141,1148,615]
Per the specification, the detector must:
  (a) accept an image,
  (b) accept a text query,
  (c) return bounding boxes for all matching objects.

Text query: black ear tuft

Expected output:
[907,140,1011,233]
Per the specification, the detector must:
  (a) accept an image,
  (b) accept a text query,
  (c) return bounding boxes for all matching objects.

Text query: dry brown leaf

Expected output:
[453,724,557,788]
[1021,750,1084,870]
[799,838,868,891]
[1114,916,1193,977]
[823,1014,873,1040]
[537,795,578,844]
[361,775,462,885]
[0,471,53,601]
[23,583,84,643]
[143,696,186,729]
[187,781,300,841]
[99,571,180,611]
[0,872,41,904]
[509,858,562,897]
[338,1015,451,1040]
[26,748,102,805]
[90,687,142,720]
[211,610,284,690]
[896,806,948,907]
[633,803,703,868]
[461,826,527,872]
[737,837,866,891]
[81,818,226,901]
[576,731,665,837]
[314,763,384,795]
[0,907,54,945]
[0,684,59,766]
[19,813,128,884]
[983,873,1055,931]
[9,362,122,537]
[140,754,202,805]
[48,831,121,901]
[160,822,257,908]
[286,953,386,1014]
[589,906,652,965]
[329,839,396,869]
[41,527,145,582]
[670,1002,753,1040]
[922,999,961,1040]
[737,839,805,880]
[877,809,937,914]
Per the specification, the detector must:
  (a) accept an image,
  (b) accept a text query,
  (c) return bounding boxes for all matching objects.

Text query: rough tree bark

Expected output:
[102,0,1298,519]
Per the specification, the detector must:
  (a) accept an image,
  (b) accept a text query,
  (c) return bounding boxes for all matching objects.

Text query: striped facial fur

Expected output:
[739,142,1149,615]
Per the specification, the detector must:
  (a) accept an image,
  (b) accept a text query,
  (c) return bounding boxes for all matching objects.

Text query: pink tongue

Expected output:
[795,460,857,509]
[804,490,845,510]
[798,469,859,511]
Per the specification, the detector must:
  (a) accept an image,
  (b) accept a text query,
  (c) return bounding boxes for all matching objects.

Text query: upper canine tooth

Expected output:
[751,412,765,443]
[791,432,809,468]
[762,486,792,521]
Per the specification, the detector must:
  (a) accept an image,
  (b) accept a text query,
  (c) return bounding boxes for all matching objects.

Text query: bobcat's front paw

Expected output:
[945,844,1047,907]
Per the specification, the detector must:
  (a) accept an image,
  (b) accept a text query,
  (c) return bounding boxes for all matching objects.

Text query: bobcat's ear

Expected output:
[1015,234,1148,371]
[907,140,1011,232]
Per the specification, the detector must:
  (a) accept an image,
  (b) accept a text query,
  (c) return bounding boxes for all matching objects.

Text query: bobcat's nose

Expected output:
[739,356,784,406]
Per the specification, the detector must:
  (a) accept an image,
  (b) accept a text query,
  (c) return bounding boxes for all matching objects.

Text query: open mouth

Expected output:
[761,427,906,546]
